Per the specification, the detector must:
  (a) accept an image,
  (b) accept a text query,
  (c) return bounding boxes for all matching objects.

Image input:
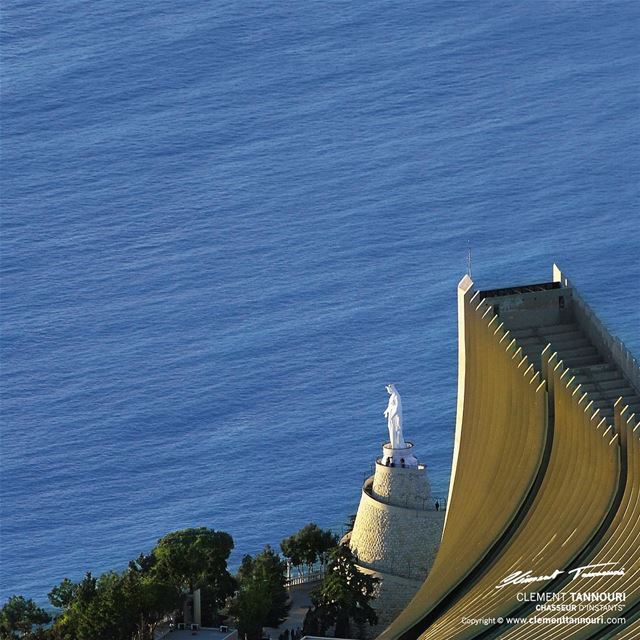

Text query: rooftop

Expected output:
[158,628,236,640]
[478,280,560,298]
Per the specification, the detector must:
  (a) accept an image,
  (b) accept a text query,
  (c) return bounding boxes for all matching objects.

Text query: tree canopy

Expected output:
[3,524,358,640]
[38,527,235,640]
[45,569,181,640]
[0,595,51,640]
[303,545,378,639]
[151,527,236,607]
[229,546,291,640]
[280,523,338,575]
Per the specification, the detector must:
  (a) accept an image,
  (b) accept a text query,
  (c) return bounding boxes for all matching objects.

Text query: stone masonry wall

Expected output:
[349,459,445,630]
[372,463,432,509]
[355,566,423,638]
[350,476,444,580]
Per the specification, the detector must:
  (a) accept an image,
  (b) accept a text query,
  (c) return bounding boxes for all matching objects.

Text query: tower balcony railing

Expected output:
[361,476,447,512]
[375,457,426,470]
[352,552,436,582]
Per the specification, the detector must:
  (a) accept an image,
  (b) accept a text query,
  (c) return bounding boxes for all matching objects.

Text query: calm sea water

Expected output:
[2,0,638,604]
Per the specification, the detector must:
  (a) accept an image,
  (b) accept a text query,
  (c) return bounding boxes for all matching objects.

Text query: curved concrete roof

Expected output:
[379,266,640,640]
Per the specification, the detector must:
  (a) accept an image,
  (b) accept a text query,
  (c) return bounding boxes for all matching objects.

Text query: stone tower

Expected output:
[345,388,444,633]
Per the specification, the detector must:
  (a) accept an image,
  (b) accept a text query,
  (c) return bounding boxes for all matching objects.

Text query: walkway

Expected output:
[263,581,317,638]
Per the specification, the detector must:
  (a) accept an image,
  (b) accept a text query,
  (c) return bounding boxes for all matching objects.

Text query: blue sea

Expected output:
[1,0,639,605]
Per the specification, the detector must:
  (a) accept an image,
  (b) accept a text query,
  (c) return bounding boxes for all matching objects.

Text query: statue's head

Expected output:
[386,384,397,395]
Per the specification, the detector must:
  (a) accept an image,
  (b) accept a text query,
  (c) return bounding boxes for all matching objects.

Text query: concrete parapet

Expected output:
[553,264,640,394]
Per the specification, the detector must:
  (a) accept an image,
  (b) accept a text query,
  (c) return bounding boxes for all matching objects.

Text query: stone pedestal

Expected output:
[347,443,444,635]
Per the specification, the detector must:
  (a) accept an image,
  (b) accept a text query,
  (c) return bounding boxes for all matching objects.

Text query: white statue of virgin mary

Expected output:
[384,384,406,449]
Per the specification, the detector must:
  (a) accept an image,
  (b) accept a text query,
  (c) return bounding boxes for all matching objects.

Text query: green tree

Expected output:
[44,529,236,639]
[128,552,157,575]
[302,605,334,637]
[229,546,291,639]
[74,573,97,608]
[47,573,96,640]
[75,572,137,640]
[229,580,271,640]
[280,534,304,575]
[127,574,181,640]
[0,596,51,640]
[48,567,180,640]
[236,554,256,584]
[280,524,338,577]
[47,579,76,610]
[303,546,378,639]
[251,547,290,627]
[127,552,182,637]
[150,527,235,612]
